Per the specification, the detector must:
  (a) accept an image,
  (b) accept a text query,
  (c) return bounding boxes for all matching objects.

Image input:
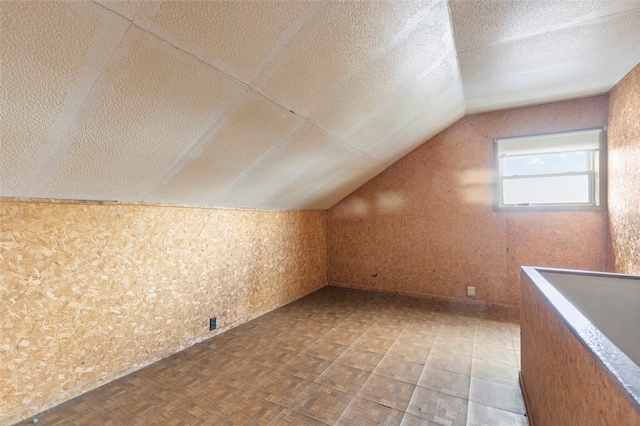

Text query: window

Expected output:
[495,128,606,210]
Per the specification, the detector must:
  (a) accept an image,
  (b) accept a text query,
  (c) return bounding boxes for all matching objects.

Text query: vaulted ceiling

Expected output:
[2,0,638,209]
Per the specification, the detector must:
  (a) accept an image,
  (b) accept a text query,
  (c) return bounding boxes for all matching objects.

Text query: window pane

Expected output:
[502,152,588,176]
[503,175,590,205]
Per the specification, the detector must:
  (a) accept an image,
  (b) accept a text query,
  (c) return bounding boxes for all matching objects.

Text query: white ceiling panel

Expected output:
[214,124,335,208]
[0,1,128,195]
[367,87,466,164]
[134,1,319,84]
[296,154,389,210]
[345,53,462,152]
[252,0,436,117]
[262,143,360,209]
[459,11,640,81]
[2,0,639,209]
[43,25,246,201]
[94,0,141,20]
[455,3,640,112]
[310,0,454,138]
[464,48,639,113]
[450,0,640,52]
[148,91,304,205]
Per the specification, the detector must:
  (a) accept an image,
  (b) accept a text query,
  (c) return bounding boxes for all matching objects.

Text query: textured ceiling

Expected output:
[1,1,639,209]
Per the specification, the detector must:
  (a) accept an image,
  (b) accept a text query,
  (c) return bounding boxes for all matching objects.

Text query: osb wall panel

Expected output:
[0,199,327,424]
[328,96,609,307]
[520,273,640,426]
[608,63,640,275]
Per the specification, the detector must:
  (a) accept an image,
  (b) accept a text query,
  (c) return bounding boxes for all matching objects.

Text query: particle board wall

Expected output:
[608,63,640,275]
[328,96,610,308]
[0,198,327,424]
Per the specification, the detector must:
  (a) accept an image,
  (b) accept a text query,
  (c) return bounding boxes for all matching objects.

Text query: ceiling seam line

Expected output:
[445,0,467,112]
[305,0,446,119]
[363,90,464,159]
[455,9,640,54]
[257,143,337,209]
[131,22,250,92]
[19,20,134,198]
[301,119,386,162]
[140,90,250,202]
[91,0,136,22]
[247,2,325,87]
[208,122,308,206]
[340,47,457,140]
[293,154,385,209]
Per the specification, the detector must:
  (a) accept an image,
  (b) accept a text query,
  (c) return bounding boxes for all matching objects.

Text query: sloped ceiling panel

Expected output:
[451,0,640,112]
[133,1,320,84]
[1,0,639,209]
[0,1,129,195]
[261,142,360,209]
[309,0,454,138]
[147,91,304,205]
[215,124,336,208]
[43,25,246,201]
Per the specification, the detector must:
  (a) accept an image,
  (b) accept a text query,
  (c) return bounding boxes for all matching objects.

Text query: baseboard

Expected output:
[328,282,520,316]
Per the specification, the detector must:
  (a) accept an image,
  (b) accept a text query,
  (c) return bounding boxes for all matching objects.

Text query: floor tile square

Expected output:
[469,377,526,415]
[432,336,474,356]
[417,366,471,399]
[335,396,406,425]
[399,412,440,425]
[425,350,472,376]
[473,344,518,368]
[281,353,332,381]
[292,383,354,424]
[357,373,416,411]
[314,363,371,393]
[352,334,396,355]
[406,385,468,426]
[387,341,432,364]
[335,347,384,372]
[373,353,425,384]
[268,409,326,425]
[471,358,519,388]
[466,401,529,426]
[305,339,350,361]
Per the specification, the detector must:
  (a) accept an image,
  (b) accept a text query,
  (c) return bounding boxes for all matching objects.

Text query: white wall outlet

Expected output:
[467,286,476,298]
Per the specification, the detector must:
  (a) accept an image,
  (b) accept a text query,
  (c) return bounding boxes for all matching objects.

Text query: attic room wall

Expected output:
[0,199,327,424]
[608,64,640,274]
[328,96,610,308]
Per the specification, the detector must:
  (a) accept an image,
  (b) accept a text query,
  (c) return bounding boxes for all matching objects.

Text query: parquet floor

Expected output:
[18,287,529,425]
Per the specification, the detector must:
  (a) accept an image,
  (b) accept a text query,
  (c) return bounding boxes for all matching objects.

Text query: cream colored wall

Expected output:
[608,64,640,275]
[328,96,610,307]
[0,199,327,424]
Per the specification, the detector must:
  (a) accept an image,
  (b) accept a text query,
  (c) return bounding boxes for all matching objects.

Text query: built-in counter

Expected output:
[520,267,640,426]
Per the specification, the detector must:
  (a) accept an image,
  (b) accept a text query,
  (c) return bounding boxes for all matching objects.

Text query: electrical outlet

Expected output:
[209,317,217,331]
[467,286,476,298]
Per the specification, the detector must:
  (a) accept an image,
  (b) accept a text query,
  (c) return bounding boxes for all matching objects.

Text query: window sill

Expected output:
[494,204,606,213]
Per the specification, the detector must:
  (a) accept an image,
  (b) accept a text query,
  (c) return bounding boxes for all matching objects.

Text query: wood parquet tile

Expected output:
[335,397,405,426]
[357,373,417,412]
[17,287,528,425]
[373,354,425,385]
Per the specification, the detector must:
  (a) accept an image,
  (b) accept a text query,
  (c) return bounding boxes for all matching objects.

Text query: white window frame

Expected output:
[494,128,606,211]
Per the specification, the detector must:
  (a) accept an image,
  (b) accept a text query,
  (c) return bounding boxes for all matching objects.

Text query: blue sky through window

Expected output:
[502,152,587,176]
[502,152,591,205]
